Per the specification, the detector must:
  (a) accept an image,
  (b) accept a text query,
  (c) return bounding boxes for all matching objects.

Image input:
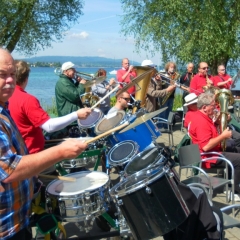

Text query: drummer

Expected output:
[108,90,131,114]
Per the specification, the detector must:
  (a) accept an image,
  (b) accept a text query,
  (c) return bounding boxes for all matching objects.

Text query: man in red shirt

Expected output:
[183,93,198,129]
[117,58,137,95]
[8,60,91,154]
[213,64,233,89]
[189,92,240,199]
[190,62,214,96]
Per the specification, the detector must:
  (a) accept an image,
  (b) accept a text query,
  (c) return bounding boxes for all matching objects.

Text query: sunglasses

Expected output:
[121,97,131,101]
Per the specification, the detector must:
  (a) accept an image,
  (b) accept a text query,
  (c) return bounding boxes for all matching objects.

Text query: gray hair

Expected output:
[197,93,215,109]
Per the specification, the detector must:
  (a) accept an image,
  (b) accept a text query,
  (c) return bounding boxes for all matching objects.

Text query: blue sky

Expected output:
[12,0,161,64]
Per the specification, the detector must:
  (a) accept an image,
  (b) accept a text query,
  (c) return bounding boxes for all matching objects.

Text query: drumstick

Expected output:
[91,85,119,109]
[84,121,129,144]
[39,174,76,182]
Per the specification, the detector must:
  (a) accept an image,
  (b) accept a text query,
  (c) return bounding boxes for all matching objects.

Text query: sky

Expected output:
[12,0,162,65]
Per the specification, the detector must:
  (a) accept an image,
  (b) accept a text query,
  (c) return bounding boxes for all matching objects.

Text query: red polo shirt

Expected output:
[190,74,214,96]
[8,85,50,153]
[188,110,221,168]
[213,74,232,89]
[117,68,137,94]
[184,109,196,128]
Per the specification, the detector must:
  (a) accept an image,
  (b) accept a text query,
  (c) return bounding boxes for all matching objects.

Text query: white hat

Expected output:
[61,61,75,71]
[183,93,198,106]
[141,59,156,67]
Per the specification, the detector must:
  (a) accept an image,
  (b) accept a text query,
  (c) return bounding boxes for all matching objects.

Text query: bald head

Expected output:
[0,48,16,102]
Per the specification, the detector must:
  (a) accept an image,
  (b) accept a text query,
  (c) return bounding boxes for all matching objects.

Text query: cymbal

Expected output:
[117,68,155,96]
[83,76,107,88]
[119,107,168,133]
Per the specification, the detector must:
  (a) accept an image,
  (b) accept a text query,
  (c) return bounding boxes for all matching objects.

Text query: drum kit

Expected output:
[41,68,190,239]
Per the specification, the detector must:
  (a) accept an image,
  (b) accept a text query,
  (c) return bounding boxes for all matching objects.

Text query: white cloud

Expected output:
[68,31,89,39]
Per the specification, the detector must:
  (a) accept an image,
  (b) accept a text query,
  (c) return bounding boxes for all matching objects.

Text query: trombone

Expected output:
[54,67,95,81]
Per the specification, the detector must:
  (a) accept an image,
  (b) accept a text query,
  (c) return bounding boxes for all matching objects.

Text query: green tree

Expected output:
[0,0,84,55]
[120,0,240,74]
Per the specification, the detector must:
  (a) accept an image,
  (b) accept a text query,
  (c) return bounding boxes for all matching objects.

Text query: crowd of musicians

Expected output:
[0,44,239,240]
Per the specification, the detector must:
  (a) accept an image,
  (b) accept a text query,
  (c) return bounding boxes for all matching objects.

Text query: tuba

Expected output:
[133,66,157,113]
[215,89,234,151]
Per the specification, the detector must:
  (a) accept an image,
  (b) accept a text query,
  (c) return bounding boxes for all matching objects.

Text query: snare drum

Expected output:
[108,114,161,151]
[124,147,164,176]
[107,140,139,167]
[94,110,125,135]
[110,164,190,239]
[78,108,103,136]
[46,171,110,222]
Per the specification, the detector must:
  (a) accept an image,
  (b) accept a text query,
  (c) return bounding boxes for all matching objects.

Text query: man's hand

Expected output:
[76,108,92,119]
[166,85,176,92]
[221,127,232,139]
[109,78,116,86]
[79,79,87,84]
[128,65,134,72]
[58,139,87,159]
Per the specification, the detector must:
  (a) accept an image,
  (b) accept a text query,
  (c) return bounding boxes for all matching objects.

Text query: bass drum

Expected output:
[110,163,190,239]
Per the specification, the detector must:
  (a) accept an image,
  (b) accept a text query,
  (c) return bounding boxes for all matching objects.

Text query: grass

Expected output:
[173,94,183,111]
[42,94,183,115]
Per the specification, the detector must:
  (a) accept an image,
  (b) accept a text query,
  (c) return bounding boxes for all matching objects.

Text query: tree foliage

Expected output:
[0,0,84,55]
[120,0,240,73]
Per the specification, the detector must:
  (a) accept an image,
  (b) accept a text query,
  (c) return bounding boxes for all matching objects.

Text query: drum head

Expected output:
[108,140,139,166]
[110,163,165,198]
[94,110,125,134]
[46,171,109,196]
[78,108,103,128]
[124,147,161,175]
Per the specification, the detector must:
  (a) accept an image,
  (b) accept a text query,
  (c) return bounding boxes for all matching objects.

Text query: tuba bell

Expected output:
[215,89,234,151]
[133,66,157,113]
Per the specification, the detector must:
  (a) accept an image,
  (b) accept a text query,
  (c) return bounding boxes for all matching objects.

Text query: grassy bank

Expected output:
[43,94,183,116]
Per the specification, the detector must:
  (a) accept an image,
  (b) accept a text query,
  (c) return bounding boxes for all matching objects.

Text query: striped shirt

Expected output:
[0,102,34,239]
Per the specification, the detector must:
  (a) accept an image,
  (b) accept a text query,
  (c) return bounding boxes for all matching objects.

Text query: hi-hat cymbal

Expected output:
[117,68,155,96]
[119,107,168,133]
[83,76,107,88]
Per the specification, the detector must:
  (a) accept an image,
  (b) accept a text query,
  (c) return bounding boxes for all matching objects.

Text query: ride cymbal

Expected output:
[119,107,168,133]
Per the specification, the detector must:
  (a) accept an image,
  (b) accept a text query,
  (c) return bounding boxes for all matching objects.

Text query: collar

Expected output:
[15,85,26,92]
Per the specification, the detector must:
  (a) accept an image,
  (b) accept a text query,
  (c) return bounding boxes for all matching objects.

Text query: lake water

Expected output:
[26,67,116,108]
[26,67,240,109]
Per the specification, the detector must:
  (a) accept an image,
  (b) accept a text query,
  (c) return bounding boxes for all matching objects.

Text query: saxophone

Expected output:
[202,74,219,95]
[215,89,234,151]
[160,72,180,106]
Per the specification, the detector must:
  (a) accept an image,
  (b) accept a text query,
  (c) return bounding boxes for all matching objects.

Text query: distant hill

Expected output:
[21,56,140,67]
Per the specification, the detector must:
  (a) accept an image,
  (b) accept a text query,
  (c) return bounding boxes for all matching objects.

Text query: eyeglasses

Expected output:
[201,67,209,70]
[121,97,131,102]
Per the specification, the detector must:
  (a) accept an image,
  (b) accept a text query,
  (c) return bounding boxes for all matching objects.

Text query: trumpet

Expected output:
[54,67,95,81]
